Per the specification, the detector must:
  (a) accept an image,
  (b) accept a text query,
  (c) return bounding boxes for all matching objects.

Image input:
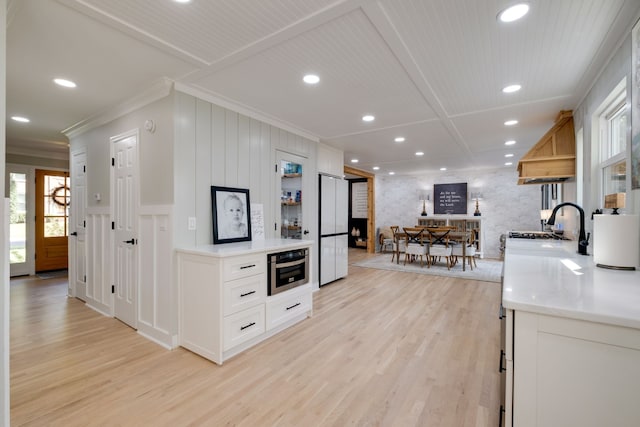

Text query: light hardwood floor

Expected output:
[11,249,501,426]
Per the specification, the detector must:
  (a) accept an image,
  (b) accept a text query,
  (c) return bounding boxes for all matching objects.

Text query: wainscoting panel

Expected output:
[138,206,175,348]
[85,207,112,315]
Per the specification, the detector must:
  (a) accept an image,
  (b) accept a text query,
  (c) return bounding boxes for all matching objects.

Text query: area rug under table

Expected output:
[352,254,502,283]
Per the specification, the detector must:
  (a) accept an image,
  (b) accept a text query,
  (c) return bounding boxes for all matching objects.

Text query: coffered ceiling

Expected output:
[6,0,640,175]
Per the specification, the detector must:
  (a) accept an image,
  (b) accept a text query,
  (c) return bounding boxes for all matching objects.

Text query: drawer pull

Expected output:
[240,264,256,270]
[240,322,256,331]
[499,349,506,373]
[286,302,301,311]
[240,290,256,297]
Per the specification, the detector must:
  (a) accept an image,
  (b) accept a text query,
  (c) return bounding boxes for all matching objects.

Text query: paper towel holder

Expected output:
[593,214,638,271]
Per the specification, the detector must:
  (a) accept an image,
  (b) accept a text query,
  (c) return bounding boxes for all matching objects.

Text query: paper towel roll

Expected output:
[593,214,640,270]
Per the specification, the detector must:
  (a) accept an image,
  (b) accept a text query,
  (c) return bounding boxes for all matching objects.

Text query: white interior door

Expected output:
[70,150,87,300]
[112,132,138,329]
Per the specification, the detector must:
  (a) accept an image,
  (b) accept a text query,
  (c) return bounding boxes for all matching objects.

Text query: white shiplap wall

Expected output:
[173,90,319,271]
[375,168,544,259]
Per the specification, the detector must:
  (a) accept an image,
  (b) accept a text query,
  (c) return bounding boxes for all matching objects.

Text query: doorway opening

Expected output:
[344,165,375,254]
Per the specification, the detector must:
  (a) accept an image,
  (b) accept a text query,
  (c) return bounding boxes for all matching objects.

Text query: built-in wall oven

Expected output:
[267,248,309,296]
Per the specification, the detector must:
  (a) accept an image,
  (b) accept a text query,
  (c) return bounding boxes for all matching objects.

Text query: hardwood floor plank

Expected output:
[11,250,501,426]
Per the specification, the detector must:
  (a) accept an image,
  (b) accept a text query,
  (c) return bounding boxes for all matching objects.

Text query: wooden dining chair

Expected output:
[426,227,453,270]
[378,228,394,253]
[402,227,428,267]
[390,225,405,262]
[452,229,477,270]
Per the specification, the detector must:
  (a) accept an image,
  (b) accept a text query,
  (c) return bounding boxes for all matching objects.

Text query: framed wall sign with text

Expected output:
[433,183,467,215]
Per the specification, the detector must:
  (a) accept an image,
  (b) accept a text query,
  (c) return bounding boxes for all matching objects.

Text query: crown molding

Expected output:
[63,77,173,139]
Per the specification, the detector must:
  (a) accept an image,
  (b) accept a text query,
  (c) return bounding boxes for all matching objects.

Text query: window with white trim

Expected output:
[596,81,628,205]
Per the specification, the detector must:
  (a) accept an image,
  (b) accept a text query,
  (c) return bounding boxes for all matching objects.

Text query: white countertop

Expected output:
[177,238,312,257]
[502,238,640,329]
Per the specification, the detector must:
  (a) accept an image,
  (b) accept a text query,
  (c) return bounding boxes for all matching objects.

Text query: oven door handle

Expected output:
[276,258,306,269]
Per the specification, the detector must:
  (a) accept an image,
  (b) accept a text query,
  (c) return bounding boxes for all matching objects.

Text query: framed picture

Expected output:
[211,186,252,244]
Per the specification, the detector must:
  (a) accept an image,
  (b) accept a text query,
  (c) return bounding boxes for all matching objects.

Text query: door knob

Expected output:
[70,232,78,236]
[123,239,136,245]
[303,230,309,235]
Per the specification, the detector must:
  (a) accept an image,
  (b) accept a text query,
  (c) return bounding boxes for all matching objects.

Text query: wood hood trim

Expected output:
[517,110,576,185]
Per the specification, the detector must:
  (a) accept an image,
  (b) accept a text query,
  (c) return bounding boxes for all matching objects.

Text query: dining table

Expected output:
[394,227,473,271]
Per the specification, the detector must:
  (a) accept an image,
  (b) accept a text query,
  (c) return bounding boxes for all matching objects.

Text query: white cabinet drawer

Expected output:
[223,275,266,316]
[223,253,265,282]
[266,285,311,330]
[223,305,265,351]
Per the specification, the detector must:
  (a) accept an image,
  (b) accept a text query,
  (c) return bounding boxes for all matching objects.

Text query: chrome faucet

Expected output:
[546,202,590,255]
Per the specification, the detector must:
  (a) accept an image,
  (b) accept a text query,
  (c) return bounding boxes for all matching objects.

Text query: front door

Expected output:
[112,131,139,329]
[35,169,69,272]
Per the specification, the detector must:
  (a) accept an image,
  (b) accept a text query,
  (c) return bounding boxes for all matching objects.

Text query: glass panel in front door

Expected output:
[280,160,302,239]
[9,172,27,265]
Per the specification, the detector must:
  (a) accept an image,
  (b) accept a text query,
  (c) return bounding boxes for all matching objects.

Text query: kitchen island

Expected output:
[177,239,313,365]
[502,238,640,427]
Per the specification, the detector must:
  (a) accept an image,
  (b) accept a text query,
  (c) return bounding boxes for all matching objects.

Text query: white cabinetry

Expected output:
[509,311,640,427]
[177,241,312,365]
[503,239,640,427]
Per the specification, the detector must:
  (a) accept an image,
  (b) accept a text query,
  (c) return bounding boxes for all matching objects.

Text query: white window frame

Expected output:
[592,78,630,208]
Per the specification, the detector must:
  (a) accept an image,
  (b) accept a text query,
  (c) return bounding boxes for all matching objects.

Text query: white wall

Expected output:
[1,0,9,423]
[172,92,319,276]
[72,95,175,207]
[173,93,276,248]
[573,14,640,259]
[69,93,176,347]
[375,168,543,259]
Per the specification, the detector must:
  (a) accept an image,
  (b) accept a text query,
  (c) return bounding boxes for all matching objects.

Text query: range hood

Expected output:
[517,110,576,185]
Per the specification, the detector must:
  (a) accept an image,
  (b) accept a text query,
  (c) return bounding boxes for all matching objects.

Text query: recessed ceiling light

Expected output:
[372,166,380,170]
[505,162,513,166]
[415,151,424,156]
[504,120,518,126]
[351,159,359,163]
[389,171,395,175]
[394,137,405,143]
[440,167,447,171]
[505,153,514,158]
[54,78,77,88]
[505,140,516,146]
[498,3,529,23]
[362,115,375,122]
[11,116,30,123]
[303,74,320,85]
[502,84,521,93]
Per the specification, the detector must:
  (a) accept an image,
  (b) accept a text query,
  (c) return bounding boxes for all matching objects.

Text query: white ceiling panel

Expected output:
[381,0,628,116]
[190,8,438,138]
[75,0,340,64]
[7,0,193,142]
[452,97,574,153]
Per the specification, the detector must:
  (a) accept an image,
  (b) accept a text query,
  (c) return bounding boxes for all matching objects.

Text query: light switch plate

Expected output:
[188,217,196,230]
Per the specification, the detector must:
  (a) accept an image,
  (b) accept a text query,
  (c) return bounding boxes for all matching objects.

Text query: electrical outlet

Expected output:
[188,217,196,230]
